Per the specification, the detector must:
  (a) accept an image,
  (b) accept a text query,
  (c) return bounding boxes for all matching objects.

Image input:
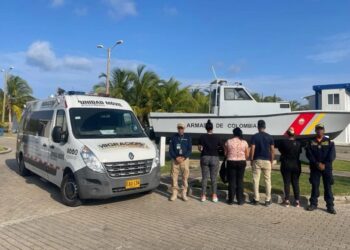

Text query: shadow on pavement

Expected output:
[5,158,164,206]
[5,158,63,203]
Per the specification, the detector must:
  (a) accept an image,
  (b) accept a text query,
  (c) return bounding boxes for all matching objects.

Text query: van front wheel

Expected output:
[61,174,82,207]
[18,157,30,176]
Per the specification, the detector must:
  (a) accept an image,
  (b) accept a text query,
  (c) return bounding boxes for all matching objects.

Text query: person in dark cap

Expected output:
[198,120,222,202]
[276,127,302,207]
[306,124,336,214]
[250,119,275,206]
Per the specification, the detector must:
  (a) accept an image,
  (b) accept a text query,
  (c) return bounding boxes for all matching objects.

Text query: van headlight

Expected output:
[152,147,160,168]
[80,146,105,173]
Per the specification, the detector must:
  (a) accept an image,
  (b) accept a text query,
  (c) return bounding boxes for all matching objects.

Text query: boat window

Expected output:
[224,88,252,100]
[211,88,220,107]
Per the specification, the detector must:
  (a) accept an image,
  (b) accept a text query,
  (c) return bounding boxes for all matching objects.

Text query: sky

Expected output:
[1,0,350,102]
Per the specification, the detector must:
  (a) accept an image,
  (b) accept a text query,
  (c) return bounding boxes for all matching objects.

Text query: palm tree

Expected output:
[289,100,301,111]
[154,78,196,113]
[94,69,131,100]
[127,65,160,124]
[191,88,209,113]
[4,75,34,131]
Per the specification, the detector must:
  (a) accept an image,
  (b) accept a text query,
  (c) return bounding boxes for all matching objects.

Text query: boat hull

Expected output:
[149,111,350,142]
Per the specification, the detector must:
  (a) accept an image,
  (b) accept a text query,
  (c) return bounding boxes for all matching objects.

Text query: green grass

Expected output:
[0,146,7,152]
[191,168,350,196]
[301,160,350,172]
[331,160,350,172]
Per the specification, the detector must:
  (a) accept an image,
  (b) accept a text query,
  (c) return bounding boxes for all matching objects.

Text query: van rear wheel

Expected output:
[61,173,82,207]
[18,157,30,176]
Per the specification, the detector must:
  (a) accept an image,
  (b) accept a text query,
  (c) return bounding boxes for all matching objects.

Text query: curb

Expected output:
[0,147,12,154]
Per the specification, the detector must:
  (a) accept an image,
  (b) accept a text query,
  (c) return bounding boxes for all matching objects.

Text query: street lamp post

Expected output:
[97,40,123,96]
[1,67,14,123]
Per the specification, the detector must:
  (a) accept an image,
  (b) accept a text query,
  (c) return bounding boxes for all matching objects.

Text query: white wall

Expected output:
[321,89,350,144]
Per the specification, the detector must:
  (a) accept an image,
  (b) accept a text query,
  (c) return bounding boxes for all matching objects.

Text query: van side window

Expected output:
[55,110,67,133]
[24,111,54,137]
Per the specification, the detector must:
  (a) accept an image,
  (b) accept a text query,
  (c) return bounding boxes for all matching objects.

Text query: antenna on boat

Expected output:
[211,66,218,82]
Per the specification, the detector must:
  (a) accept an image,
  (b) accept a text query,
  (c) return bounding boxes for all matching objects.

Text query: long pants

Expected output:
[200,156,220,195]
[280,164,301,201]
[252,160,272,202]
[227,160,246,203]
[309,167,334,209]
[171,158,190,192]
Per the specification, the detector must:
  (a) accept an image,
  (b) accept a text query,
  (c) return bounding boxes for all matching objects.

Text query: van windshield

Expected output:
[69,108,146,139]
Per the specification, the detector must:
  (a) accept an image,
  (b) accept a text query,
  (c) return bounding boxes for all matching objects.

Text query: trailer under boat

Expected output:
[149,80,350,142]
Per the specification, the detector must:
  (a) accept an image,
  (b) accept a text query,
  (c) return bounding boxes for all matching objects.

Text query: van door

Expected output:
[48,109,69,186]
[23,110,53,180]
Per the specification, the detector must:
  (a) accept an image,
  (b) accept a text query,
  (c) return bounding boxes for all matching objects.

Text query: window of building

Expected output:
[328,93,340,105]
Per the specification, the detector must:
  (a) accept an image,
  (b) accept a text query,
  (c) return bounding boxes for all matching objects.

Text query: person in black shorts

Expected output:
[276,127,302,207]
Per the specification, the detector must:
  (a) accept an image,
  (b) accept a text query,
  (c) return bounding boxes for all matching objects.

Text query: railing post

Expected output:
[160,136,166,167]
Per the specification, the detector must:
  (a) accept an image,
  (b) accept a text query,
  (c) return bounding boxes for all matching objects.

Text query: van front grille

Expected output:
[104,159,153,178]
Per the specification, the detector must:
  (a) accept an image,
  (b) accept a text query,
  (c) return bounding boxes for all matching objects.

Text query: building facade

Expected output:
[306,83,350,144]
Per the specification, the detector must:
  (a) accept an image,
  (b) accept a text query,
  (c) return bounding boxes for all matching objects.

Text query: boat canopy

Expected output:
[209,81,291,116]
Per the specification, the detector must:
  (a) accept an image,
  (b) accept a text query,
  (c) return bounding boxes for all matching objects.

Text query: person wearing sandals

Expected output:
[224,127,249,205]
[198,120,221,202]
[276,127,302,207]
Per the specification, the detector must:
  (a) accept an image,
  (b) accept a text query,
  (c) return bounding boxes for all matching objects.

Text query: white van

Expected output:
[16,92,160,206]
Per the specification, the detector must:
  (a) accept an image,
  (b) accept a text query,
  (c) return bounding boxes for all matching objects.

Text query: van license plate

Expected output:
[125,179,141,189]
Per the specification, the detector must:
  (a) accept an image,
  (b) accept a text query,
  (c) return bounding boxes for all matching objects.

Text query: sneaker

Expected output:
[182,190,189,202]
[265,200,272,207]
[307,205,317,211]
[327,207,337,215]
[212,194,218,203]
[227,200,234,205]
[251,199,259,205]
[237,201,245,206]
[294,200,300,208]
[169,190,178,201]
[200,195,207,202]
[282,200,290,207]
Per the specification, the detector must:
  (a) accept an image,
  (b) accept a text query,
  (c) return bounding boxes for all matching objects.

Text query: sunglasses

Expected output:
[177,127,184,129]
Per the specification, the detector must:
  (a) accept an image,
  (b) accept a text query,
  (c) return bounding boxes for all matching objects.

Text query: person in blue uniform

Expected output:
[169,122,192,201]
[306,124,336,214]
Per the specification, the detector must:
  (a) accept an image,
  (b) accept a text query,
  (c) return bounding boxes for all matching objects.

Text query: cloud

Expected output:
[228,64,242,73]
[103,0,137,20]
[25,41,93,71]
[1,44,148,98]
[62,56,92,70]
[50,0,64,8]
[26,41,57,70]
[307,33,350,63]
[74,6,88,16]
[163,6,178,16]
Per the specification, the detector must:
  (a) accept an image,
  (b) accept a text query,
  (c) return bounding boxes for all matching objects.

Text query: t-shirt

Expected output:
[225,138,249,161]
[199,133,221,156]
[250,131,274,161]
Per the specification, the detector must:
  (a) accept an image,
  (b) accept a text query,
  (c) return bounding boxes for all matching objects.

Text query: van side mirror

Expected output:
[52,126,68,143]
[145,126,156,141]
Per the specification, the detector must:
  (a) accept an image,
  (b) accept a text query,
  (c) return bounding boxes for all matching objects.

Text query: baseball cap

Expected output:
[315,123,325,130]
[177,122,185,129]
[287,127,295,135]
